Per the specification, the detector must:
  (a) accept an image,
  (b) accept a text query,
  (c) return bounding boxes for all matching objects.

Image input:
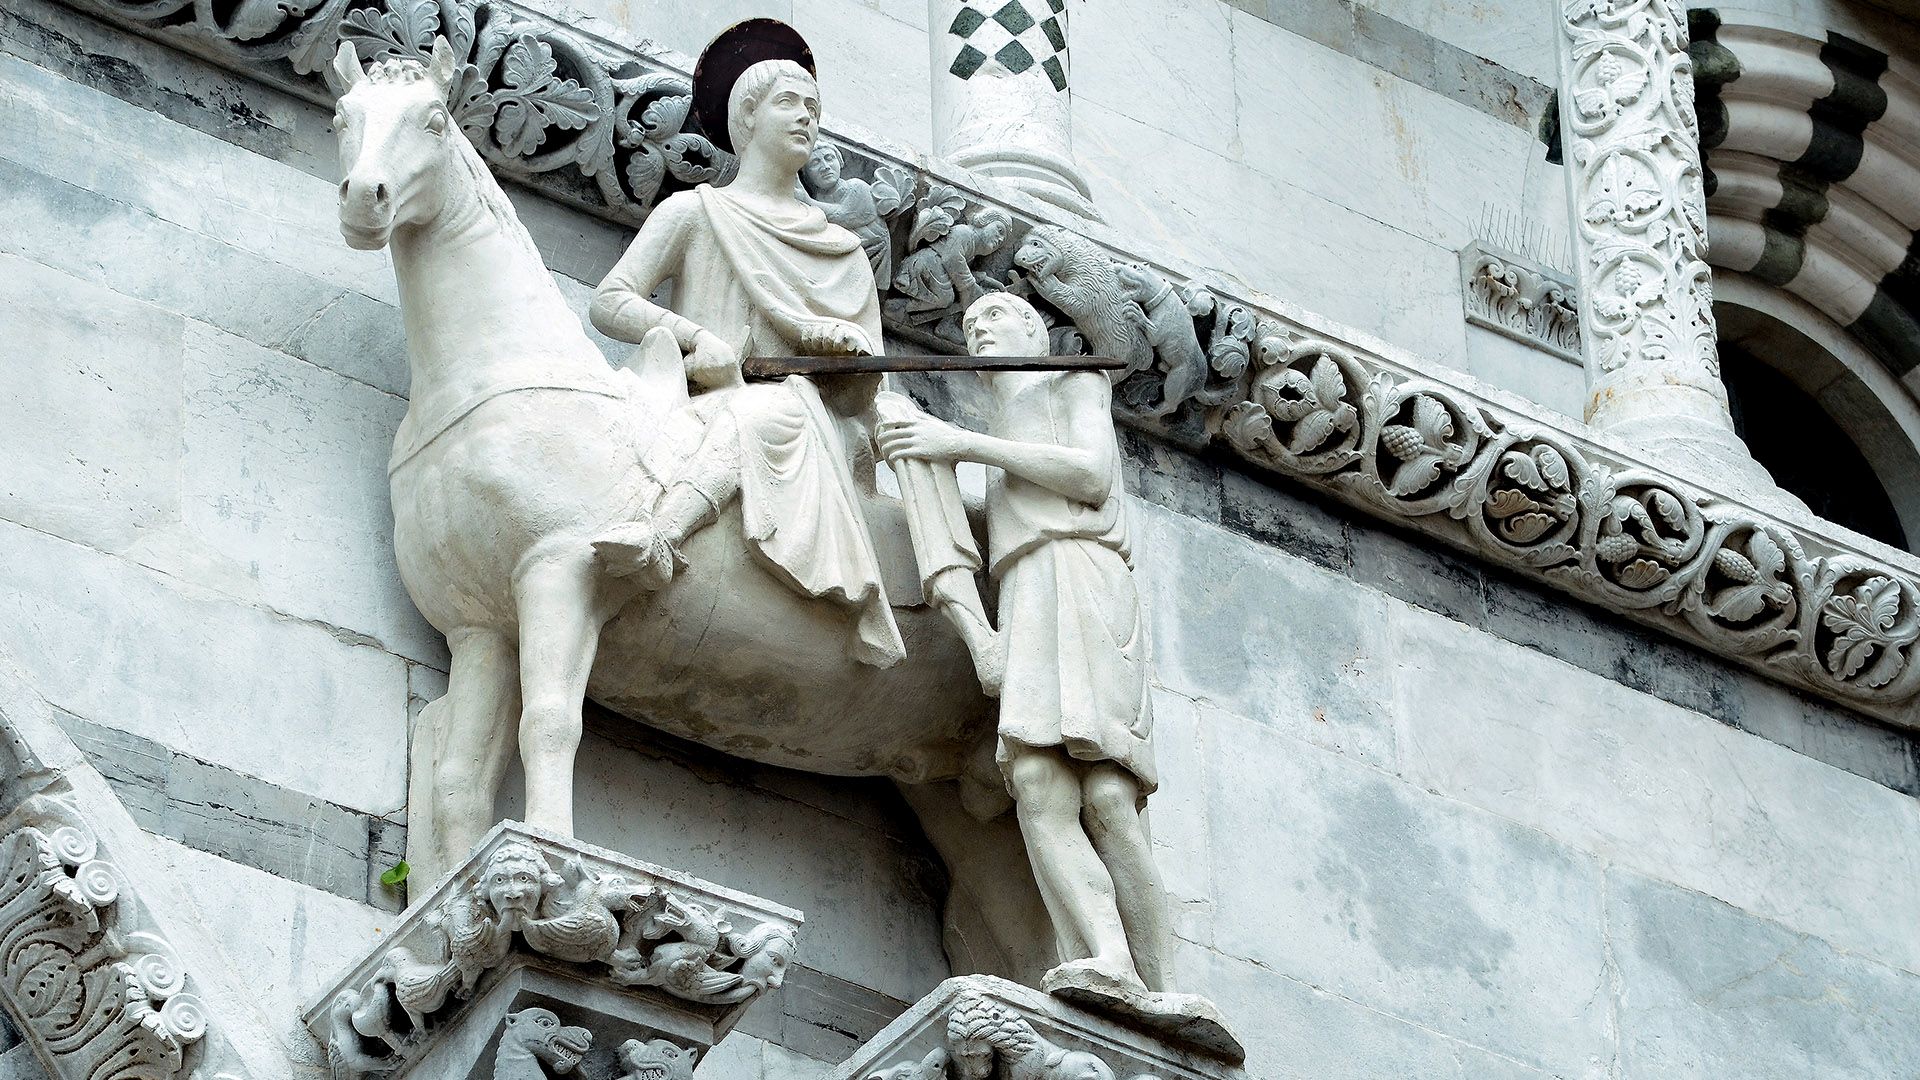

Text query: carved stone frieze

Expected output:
[837,976,1244,1080]
[1460,241,1582,362]
[304,823,801,1080]
[0,795,210,1080]
[54,0,1920,725]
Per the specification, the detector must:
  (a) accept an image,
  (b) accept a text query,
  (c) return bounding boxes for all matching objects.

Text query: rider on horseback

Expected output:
[588,23,999,678]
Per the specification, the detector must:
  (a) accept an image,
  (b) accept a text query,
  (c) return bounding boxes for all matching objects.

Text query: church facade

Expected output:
[2,0,1918,1076]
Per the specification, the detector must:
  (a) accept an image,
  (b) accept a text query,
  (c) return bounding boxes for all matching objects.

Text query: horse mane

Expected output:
[447,124,548,271]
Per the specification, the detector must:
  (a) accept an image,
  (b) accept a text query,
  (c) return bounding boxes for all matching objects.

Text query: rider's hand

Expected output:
[876,415,974,463]
[686,329,743,388]
[798,321,872,357]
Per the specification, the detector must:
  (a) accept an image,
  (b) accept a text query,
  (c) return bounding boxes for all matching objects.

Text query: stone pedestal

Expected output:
[836,976,1246,1080]
[303,823,802,1080]
[928,0,1098,219]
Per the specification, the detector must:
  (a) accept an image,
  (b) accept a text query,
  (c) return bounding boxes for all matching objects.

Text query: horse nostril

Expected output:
[339,179,351,198]
[374,182,390,205]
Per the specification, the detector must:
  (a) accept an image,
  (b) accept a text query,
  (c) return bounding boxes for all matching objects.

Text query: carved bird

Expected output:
[522,858,632,964]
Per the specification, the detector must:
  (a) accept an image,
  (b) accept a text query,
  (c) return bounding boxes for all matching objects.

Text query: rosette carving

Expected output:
[1220,336,1364,476]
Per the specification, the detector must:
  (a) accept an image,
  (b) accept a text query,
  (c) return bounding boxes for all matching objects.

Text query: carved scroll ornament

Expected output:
[59,0,1920,725]
[0,797,210,1080]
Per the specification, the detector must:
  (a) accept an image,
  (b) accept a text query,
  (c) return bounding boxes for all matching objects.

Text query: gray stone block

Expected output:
[1121,427,1223,524]
[0,516,409,816]
[1218,465,1351,573]
[0,156,409,397]
[1179,949,1558,1080]
[0,253,184,553]
[1391,603,1920,977]
[57,711,403,909]
[1346,519,1489,627]
[1611,869,1920,1078]
[1136,504,1397,767]
[1198,708,1613,1077]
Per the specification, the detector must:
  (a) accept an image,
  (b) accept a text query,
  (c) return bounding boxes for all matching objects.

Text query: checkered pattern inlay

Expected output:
[947,0,1068,91]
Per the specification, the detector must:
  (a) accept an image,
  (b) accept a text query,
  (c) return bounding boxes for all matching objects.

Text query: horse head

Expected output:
[331,38,460,250]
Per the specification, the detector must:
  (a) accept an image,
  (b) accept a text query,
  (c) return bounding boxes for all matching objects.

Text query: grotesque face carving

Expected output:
[617,1038,698,1080]
[963,293,1046,358]
[480,843,553,926]
[501,1007,592,1075]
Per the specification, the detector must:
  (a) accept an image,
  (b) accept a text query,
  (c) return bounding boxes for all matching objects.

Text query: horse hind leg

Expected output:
[513,552,612,837]
[407,628,519,892]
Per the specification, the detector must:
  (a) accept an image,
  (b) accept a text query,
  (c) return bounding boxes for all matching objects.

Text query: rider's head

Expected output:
[963,292,1047,360]
[728,60,820,171]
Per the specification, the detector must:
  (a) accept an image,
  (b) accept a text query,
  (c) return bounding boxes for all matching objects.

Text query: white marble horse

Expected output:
[328,40,1003,894]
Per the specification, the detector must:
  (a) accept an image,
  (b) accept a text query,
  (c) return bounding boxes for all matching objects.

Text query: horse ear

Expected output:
[428,36,457,92]
[332,40,364,91]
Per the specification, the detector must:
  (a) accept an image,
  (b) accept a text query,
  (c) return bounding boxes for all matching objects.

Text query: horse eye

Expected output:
[332,113,348,131]
[425,110,448,135]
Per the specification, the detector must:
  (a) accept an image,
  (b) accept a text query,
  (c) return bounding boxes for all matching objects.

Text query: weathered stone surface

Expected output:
[0,52,395,303]
[60,713,406,909]
[175,320,438,665]
[1177,949,1560,1080]
[0,254,184,552]
[1391,602,1920,976]
[1610,869,1920,1078]
[0,155,409,397]
[1137,504,1397,767]
[1199,708,1613,1078]
[0,517,409,816]
[141,834,389,1074]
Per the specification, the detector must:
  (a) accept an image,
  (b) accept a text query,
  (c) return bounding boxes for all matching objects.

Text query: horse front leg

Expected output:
[513,552,611,836]
[409,627,520,890]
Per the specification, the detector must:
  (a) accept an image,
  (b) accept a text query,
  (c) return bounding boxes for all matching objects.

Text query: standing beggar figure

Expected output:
[877,294,1230,1039]
[588,20,997,677]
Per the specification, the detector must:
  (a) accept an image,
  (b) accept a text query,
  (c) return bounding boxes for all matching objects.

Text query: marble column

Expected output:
[928,0,1099,219]
[1555,0,1784,499]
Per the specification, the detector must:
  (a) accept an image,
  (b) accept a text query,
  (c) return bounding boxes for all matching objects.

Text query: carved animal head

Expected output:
[499,1008,592,1074]
[1113,263,1163,304]
[728,59,820,173]
[1013,227,1068,280]
[479,842,561,928]
[331,38,462,249]
[963,293,1047,358]
[726,922,798,994]
[617,1038,699,1080]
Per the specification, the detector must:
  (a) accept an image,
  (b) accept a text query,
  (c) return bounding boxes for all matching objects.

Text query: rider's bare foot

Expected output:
[592,518,676,591]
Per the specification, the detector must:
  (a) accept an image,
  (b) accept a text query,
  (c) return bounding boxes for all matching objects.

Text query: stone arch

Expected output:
[1716,271,1920,550]
[1692,10,1920,402]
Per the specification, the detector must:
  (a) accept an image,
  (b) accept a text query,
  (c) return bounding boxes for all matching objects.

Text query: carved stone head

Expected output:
[727,922,798,994]
[617,1037,698,1080]
[727,59,820,173]
[499,1007,592,1075]
[963,293,1047,358]
[800,143,844,195]
[331,37,460,249]
[479,842,559,928]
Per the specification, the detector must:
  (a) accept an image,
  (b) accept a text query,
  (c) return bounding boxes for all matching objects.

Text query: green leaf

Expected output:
[380,861,411,887]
